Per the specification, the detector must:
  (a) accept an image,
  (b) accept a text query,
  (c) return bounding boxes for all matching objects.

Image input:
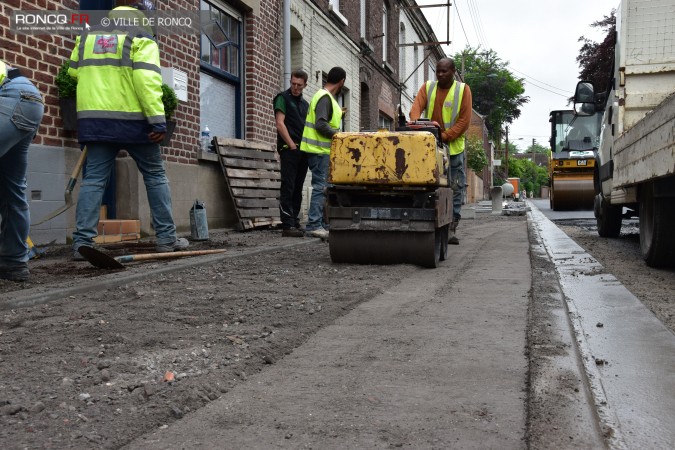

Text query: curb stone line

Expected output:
[528,205,628,449]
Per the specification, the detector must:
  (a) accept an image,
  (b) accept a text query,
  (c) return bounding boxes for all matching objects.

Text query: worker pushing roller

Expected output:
[409,58,473,245]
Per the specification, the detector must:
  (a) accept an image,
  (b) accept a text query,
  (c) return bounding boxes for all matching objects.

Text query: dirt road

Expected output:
[1,208,673,449]
[0,215,533,449]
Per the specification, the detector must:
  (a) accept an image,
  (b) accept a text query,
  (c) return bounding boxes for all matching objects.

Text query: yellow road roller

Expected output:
[548,110,602,210]
[325,123,453,268]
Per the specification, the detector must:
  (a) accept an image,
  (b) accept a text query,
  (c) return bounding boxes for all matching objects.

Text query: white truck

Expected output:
[573,0,675,267]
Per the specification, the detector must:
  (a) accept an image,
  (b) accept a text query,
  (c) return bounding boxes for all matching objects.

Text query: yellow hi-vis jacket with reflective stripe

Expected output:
[300,89,342,155]
[68,7,165,144]
[425,80,465,156]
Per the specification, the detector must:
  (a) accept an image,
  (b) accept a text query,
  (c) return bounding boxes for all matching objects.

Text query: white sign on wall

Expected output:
[161,67,188,102]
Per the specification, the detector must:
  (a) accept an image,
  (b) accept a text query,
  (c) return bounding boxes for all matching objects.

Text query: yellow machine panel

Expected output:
[329,131,448,186]
[551,158,596,169]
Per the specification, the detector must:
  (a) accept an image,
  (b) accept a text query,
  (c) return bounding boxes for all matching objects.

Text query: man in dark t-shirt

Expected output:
[273,70,310,236]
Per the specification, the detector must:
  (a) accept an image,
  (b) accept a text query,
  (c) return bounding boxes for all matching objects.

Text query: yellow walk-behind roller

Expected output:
[326,126,453,268]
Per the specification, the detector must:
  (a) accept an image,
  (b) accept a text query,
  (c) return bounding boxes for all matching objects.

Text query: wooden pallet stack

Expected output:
[214,137,281,230]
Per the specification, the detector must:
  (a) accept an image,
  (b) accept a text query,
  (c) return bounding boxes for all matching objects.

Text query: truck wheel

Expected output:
[639,183,675,267]
[549,182,556,210]
[596,193,622,238]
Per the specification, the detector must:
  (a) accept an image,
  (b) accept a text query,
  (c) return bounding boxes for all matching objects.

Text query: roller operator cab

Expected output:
[548,110,601,211]
[573,0,675,267]
[325,122,453,268]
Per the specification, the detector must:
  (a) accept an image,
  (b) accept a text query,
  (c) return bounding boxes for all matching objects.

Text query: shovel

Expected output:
[33,146,88,226]
[77,246,226,269]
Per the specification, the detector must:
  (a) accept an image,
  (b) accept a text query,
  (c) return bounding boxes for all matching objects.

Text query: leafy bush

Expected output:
[161,83,178,120]
[56,61,78,99]
[466,135,488,174]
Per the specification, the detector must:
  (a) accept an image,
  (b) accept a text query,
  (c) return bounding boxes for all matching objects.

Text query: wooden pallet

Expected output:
[214,137,281,230]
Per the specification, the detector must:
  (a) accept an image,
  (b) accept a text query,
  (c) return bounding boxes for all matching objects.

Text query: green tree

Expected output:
[508,158,549,196]
[465,135,488,174]
[577,11,616,96]
[517,141,549,155]
[454,47,529,141]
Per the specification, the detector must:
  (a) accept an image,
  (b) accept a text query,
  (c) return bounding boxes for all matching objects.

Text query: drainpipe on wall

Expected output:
[283,0,291,87]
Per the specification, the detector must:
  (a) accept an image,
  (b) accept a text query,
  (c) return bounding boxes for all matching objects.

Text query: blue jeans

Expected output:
[305,153,329,231]
[450,151,465,219]
[0,77,44,266]
[72,142,178,249]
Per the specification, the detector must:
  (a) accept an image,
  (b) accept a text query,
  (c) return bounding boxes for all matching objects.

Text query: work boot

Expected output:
[72,250,86,261]
[448,217,460,245]
[282,227,304,237]
[0,263,30,282]
[308,228,329,239]
[156,237,190,253]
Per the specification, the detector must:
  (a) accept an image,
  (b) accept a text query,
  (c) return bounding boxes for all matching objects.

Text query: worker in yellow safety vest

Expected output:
[68,0,188,261]
[300,66,347,239]
[410,57,473,245]
[0,60,44,281]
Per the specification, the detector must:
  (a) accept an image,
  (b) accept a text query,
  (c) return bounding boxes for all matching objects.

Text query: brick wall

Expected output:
[0,0,202,157]
[468,110,492,199]
[0,0,79,150]
[244,0,283,143]
[159,0,200,164]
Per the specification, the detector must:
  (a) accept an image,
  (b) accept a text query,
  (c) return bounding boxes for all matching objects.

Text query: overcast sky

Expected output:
[415,0,618,151]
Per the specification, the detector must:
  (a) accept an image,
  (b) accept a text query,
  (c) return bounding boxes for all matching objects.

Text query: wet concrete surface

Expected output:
[529,203,675,449]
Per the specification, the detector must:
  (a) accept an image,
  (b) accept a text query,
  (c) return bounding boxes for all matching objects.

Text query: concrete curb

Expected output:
[528,202,675,448]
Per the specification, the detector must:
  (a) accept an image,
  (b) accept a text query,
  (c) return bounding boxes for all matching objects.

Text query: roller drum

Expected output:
[329,230,442,268]
[551,177,594,210]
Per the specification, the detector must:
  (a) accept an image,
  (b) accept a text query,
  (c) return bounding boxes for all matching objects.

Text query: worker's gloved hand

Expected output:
[149,131,166,143]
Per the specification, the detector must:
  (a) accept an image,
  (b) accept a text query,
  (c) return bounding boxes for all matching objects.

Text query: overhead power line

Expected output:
[465,0,490,49]
[422,1,573,98]
[453,2,471,45]
[507,65,572,95]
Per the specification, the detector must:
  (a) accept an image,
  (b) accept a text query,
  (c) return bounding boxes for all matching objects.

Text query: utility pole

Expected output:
[504,126,509,180]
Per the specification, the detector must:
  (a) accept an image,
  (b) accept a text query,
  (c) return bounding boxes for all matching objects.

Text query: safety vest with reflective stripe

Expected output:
[68,7,165,143]
[300,89,342,155]
[425,80,465,155]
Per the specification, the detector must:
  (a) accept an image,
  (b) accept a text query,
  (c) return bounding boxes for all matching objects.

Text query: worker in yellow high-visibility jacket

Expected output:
[67,0,188,261]
[410,58,473,245]
[300,66,347,240]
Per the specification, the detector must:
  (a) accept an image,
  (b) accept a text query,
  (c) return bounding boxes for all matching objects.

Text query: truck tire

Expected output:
[639,183,675,267]
[595,193,622,238]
